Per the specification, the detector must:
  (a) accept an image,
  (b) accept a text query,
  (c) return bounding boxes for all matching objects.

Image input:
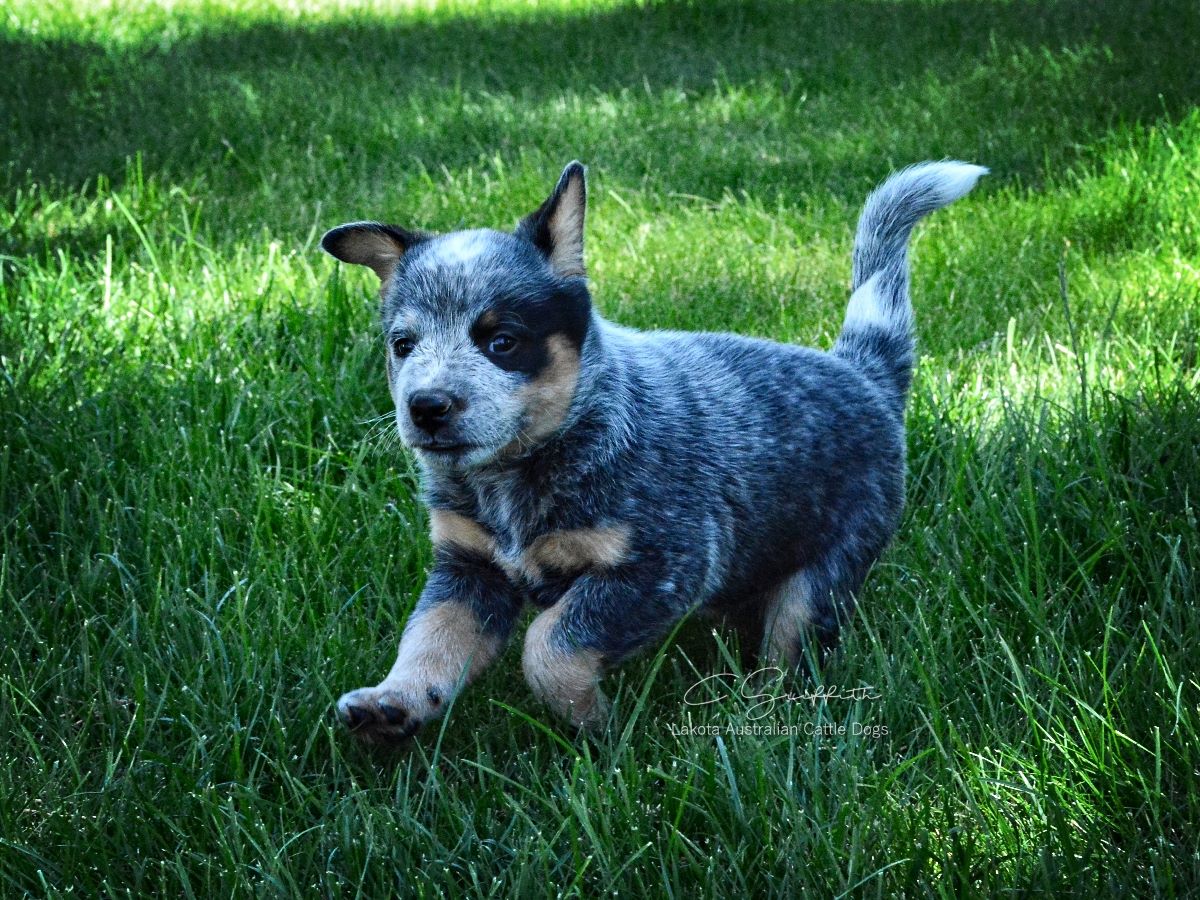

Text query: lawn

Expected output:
[2,0,1198,894]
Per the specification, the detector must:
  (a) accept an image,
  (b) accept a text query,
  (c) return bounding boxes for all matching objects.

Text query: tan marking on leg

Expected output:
[385,601,502,689]
[430,509,497,559]
[762,569,819,667]
[337,601,503,742]
[518,334,580,444]
[523,523,632,580]
[522,600,608,729]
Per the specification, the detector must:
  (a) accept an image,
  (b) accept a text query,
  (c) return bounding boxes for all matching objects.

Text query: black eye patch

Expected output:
[471,315,544,374]
[470,282,590,373]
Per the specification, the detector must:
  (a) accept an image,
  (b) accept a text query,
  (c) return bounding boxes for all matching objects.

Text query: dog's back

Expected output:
[589,161,989,652]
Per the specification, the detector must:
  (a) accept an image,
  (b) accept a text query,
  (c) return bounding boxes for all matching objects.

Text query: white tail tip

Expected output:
[920,160,989,204]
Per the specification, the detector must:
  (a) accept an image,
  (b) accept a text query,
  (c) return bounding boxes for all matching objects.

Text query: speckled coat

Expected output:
[320,159,986,741]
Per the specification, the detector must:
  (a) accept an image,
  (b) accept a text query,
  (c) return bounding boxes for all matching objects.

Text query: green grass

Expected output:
[2,0,1199,894]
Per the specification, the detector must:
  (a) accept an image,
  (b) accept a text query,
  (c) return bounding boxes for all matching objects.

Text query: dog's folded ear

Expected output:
[320,222,425,282]
[516,161,587,278]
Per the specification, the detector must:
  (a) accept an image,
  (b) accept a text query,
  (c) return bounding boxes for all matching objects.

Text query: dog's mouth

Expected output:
[412,440,475,455]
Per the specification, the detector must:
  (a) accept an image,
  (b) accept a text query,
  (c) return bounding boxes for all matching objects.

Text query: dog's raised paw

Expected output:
[335,687,422,744]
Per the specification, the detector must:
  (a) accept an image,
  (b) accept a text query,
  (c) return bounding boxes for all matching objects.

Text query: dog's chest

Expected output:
[468,473,543,557]
[451,474,631,588]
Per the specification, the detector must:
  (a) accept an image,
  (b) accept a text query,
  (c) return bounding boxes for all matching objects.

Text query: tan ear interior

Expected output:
[322,225,408,282]
[545,171,586,278]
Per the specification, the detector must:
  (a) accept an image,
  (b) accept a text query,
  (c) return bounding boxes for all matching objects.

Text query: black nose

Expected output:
[408,390,456,433]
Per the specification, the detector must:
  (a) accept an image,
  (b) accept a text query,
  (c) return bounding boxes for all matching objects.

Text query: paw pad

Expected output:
[335,687,422,744]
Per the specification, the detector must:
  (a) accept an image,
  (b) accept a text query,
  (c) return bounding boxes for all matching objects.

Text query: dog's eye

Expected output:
[391,336,416,358]
[488,333,518,355]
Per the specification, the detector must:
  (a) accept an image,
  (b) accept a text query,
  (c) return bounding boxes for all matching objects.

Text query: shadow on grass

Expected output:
[3,0,1198,205]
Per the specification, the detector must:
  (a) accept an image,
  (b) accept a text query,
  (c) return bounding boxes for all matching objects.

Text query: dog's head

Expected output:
[322,162,592,472]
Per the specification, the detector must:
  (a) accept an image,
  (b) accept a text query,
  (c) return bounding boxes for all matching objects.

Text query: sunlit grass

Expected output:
[2,0,1198,895]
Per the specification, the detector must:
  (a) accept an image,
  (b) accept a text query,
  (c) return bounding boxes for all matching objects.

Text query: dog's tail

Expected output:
[833,161,987,411]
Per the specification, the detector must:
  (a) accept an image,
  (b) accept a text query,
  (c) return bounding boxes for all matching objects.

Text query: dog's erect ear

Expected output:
[320,222,424,282]
[516,161,587,278]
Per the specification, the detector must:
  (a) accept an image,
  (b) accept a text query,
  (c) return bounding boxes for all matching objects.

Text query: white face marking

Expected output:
[419,231,490,270]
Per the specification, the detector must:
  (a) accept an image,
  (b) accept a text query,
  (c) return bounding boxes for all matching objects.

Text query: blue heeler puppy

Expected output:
[322,160,986,742]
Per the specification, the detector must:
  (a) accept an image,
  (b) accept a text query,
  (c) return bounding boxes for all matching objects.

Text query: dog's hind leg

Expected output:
[760,566,857,672]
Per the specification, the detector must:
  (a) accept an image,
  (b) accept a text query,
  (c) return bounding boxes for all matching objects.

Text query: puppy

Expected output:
[322,160,985,741]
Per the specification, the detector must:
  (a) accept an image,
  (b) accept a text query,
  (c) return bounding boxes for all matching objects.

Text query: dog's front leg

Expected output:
[523,569,687,730]
[337,556,521,744]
